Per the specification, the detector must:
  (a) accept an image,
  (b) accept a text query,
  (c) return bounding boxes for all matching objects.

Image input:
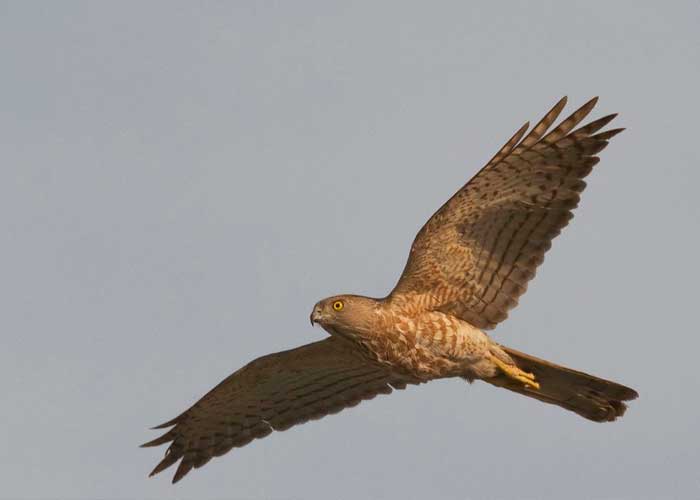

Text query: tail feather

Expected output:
[486,345,638,422]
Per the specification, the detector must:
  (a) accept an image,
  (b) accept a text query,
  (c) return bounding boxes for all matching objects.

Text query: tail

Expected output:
[485,345,638,422]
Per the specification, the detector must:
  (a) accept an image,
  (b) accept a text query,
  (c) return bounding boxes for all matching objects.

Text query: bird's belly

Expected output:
[359,311,492,380]
[358,334,461,380]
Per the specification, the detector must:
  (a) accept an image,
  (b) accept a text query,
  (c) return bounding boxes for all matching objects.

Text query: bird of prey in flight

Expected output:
[142,96,638,483]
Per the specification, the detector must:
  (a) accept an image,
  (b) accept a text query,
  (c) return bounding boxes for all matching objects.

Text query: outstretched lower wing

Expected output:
[142,337,416,483]
[390,97,623,329]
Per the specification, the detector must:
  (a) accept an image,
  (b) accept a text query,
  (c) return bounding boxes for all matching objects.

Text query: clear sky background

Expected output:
[2,2,699,499]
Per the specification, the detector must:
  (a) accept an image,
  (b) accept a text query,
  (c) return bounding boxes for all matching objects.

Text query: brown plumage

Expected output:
[142,337,420,483]
[392,97,620,329]
[143,97,637,483]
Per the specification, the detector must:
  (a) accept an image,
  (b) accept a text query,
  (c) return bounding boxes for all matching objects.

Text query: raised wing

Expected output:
[390,97,623,329]
[142,337,417,483]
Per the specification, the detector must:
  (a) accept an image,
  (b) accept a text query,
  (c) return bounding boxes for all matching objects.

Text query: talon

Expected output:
[516,375,540,390]
[490,354,540,390]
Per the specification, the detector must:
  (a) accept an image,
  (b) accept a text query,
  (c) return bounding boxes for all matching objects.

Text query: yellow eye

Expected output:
[332,300,344,311]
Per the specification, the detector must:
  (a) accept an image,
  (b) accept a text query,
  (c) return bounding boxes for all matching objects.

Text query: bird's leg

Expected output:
[489,354,540,390]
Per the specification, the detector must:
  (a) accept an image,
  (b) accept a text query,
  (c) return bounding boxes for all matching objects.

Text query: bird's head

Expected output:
[310,295,379,337]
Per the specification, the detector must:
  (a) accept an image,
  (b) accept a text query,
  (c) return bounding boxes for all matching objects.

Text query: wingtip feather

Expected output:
[151,416,180,430]
[541,96,600,143]
[172,460,193,484]
[140,430,174,448]
[148,450,180,477]
[579,96,599,116]
[594,127,625,140]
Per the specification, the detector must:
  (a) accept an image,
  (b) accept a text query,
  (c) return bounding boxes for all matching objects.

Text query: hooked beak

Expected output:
[310,305,323,326]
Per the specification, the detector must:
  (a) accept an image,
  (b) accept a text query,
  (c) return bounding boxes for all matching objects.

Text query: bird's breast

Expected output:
[356,309,483,379]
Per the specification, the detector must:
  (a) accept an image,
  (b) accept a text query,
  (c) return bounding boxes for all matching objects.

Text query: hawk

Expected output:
[143,97,638,483]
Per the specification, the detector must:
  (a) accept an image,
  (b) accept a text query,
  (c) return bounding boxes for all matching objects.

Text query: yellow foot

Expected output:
[490,355,540,390]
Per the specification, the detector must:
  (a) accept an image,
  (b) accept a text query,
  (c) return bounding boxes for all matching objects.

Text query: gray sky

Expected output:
[1,2,699,499]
